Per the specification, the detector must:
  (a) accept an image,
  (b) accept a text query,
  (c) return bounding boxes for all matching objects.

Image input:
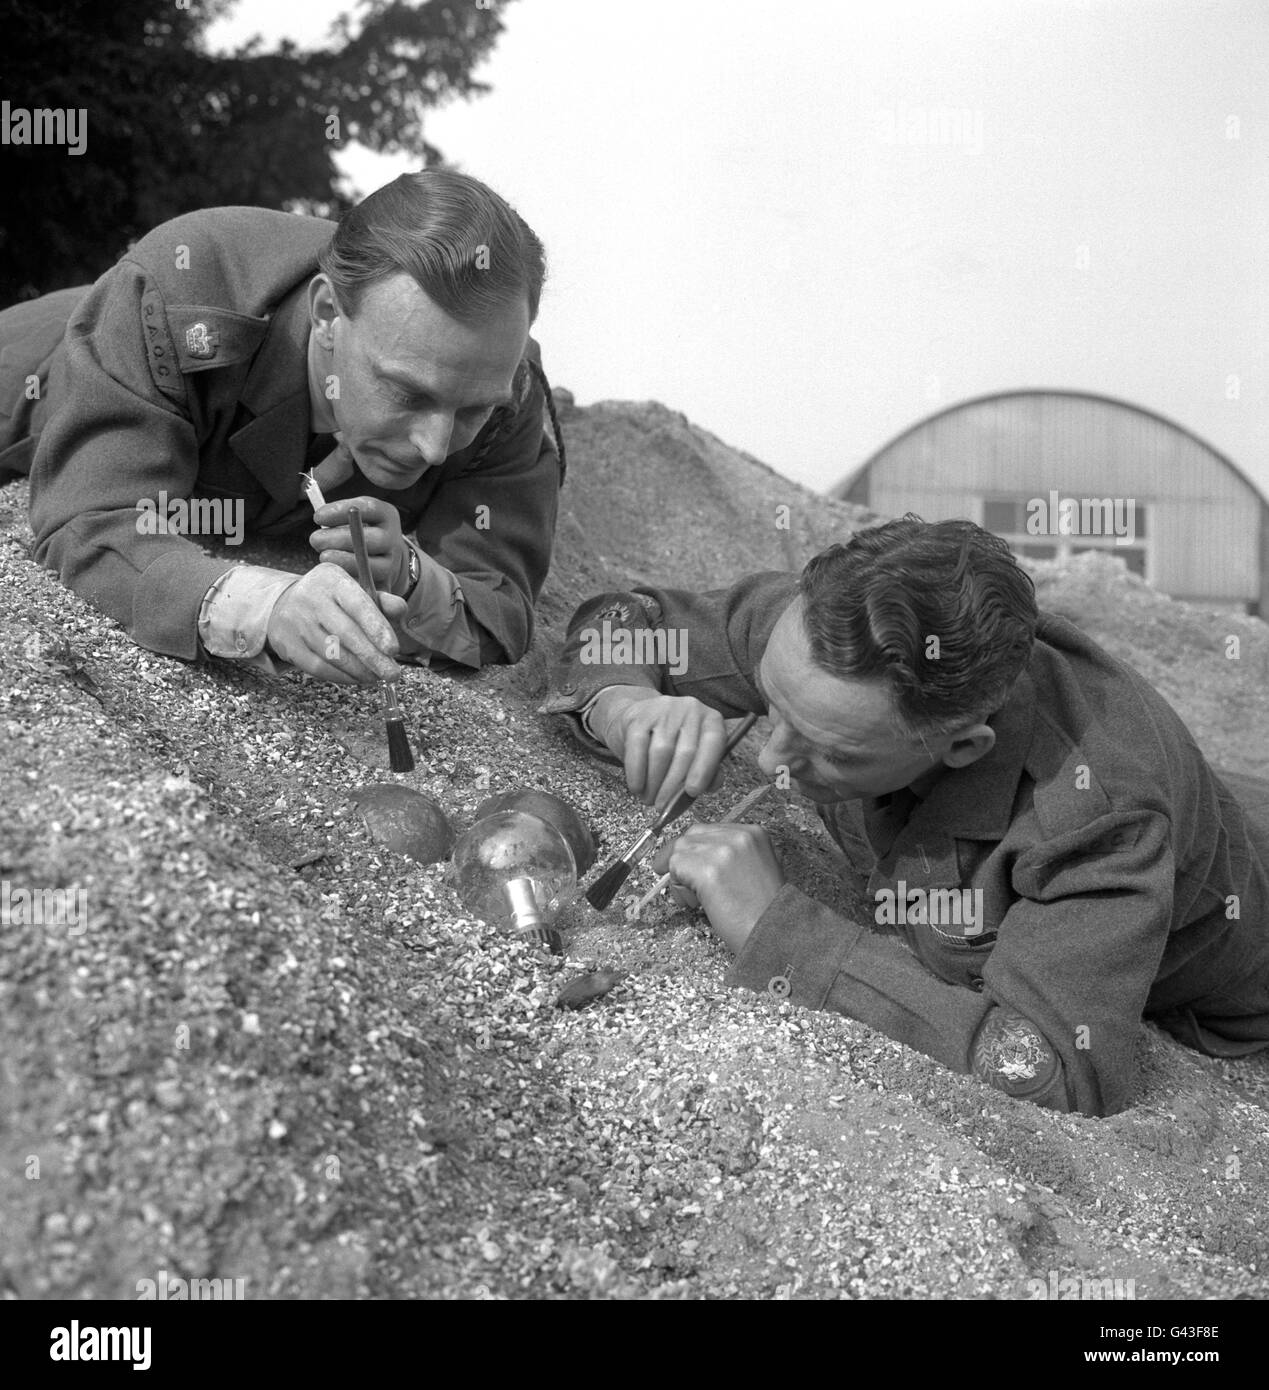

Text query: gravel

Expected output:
[1,398,1267,1300]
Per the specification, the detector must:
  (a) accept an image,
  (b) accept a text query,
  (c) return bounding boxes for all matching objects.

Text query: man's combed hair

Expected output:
[317,169,547,324]
[798,516,1038,736]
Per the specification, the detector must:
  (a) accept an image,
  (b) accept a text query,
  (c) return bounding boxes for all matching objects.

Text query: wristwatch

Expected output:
[402,539,421,599]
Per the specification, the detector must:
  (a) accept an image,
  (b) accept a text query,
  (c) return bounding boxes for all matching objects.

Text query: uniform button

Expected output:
[969,975,985,992]
[560,681,576,694]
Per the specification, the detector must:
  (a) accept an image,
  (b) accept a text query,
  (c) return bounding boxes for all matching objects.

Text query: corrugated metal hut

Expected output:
[833,389,1268,614]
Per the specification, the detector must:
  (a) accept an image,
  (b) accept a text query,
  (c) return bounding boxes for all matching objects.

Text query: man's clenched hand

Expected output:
[310,496,411,596]
[651,823,785,952]
[266,565,406,685]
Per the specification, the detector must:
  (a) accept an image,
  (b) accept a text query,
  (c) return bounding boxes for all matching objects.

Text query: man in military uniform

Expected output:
[543,517,1269,1117]
[0,169,563,683]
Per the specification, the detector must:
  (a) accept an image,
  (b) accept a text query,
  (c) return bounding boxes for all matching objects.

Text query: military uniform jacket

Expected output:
[0,206,561,664]
[544,573,1269,1117]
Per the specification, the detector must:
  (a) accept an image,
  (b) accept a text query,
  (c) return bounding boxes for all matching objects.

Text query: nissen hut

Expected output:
[833,389,1268,615]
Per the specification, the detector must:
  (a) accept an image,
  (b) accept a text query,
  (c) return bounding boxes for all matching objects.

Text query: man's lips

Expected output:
[360,450,424,479]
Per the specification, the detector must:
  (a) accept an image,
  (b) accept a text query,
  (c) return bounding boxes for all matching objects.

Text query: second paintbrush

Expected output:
[586,711,759,909]
[347,506,415,774]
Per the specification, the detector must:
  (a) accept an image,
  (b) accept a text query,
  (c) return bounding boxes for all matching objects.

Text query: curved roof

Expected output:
[836,388,1267,506]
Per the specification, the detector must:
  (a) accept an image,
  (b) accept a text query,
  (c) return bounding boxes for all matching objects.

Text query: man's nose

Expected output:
[408,411,455,467]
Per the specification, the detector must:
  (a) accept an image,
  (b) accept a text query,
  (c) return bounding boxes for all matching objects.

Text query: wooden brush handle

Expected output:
[347,508,386,617]
[626,782,773,921]
[650,712,759,831]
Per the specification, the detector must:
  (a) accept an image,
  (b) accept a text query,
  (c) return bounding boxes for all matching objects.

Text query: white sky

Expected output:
[208,0,1269,497]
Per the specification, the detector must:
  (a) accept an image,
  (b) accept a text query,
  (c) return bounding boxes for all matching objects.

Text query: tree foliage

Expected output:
[0,0,512,302]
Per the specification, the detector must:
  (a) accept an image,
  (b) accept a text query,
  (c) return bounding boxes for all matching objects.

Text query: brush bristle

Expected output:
[385,718,414,773]
[585,857,632,910]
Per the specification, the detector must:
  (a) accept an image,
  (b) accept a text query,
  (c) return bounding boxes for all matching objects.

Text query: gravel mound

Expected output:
[1,397,1266,1300]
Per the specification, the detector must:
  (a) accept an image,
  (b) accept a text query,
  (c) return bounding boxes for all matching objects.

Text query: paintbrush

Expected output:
[586,711,759,910]
[624,781,774,922]
[347,506,415,773]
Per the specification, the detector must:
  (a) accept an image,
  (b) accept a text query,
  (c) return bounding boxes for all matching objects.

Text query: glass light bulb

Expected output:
[450,811,577,952]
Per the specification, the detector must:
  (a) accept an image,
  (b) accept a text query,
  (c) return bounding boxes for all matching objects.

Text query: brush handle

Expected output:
[382,681,405,720]
[614,711,761,873]
[350,507,402,712]
[649,712,759,832]
[347,508,385,616]
[626,782,774,921]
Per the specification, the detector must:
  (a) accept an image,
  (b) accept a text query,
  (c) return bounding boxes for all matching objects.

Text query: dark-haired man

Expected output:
[0,170,562,682]
[543,518,1269,1117]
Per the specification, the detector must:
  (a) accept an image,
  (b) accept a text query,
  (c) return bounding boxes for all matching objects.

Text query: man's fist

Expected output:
[590,687,728,812]
[651,822,785,952]
[310,496,411,595]
[266,564,406,686]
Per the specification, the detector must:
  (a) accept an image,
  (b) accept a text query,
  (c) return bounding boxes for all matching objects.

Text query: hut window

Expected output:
[982,494,1150,581]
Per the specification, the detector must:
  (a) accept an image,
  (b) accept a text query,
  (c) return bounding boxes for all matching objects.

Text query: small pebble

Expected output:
[556,968,629,1010]
[154,1080,184,1112]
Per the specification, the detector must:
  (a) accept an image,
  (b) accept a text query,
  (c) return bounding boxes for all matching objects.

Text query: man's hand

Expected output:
[266,564,407,686]
[310,497,411,596]
[590,686,729,812]
[651,823,785,952]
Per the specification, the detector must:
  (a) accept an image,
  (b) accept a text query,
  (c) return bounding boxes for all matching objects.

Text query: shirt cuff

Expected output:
[579,689,611,742]
[198,564,302,672]
[574,687,626,760]
[397,543,483,668]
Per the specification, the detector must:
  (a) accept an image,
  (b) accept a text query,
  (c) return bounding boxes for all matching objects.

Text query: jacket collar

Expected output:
[228,279,314,505]
[860,668,1036,892]
[905,667,1037,841]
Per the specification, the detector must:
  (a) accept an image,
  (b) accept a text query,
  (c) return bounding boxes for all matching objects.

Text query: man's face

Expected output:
[313,272,530,491]
[755,600,967,803]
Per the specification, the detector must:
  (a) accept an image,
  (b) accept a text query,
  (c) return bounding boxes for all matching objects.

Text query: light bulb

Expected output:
[450,811,577,953]
[473,787,597,875]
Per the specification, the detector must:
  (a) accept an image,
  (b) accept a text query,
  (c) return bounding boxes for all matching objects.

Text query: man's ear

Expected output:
[942,722,996,770]
[308,274,340,348]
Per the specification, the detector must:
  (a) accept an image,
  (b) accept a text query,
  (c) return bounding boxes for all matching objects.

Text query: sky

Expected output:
[207,0,1269,498]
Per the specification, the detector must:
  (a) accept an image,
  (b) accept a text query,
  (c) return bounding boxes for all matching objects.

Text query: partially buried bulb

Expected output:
[450,811,577,954]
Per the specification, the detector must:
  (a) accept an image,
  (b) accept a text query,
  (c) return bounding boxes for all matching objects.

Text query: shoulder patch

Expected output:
[972,1008,1059,1096]
[634,592,664,625]
[140,285,187,405]
[165,304,270,374]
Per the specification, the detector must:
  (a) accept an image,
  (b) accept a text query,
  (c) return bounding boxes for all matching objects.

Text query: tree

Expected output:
[0,0,513,303]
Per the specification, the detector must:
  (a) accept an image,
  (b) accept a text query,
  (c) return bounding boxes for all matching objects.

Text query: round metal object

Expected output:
[351,784,455,864]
